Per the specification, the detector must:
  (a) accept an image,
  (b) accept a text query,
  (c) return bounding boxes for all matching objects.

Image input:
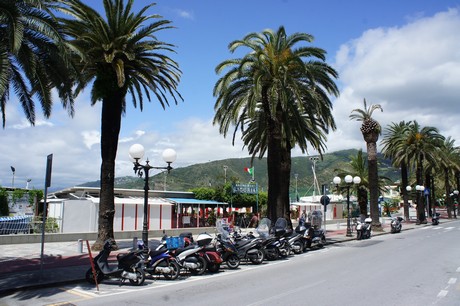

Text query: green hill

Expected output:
[79,149,400,197]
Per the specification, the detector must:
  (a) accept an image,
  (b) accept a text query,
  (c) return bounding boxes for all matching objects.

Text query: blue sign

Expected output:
[232,183,258,194]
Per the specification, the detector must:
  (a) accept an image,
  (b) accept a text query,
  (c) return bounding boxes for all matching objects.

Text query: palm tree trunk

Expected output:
[266,120,283,222]
[416,157,426,224]
[357,186,368,220]
[401,162,410,221]
[367,141,381,229]
[93,94,123,250]
[444,168,452,219]
[280,145,292,228]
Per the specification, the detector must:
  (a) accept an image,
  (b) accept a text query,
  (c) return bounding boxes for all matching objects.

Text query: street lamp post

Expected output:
[129,144,176,253]
[294,173,299,202]
[451,190,458,219]
[333,175,361,237]
[223,165,228,184]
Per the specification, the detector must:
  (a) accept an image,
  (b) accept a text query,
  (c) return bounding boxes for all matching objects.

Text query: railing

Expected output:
[0,216,32,235]
[0,216,61,235]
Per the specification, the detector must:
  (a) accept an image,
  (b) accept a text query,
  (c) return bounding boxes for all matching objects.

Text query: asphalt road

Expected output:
[2,220,460,306]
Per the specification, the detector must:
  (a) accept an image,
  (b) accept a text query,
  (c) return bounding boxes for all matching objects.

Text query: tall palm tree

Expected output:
[349,99,383,228]
[381,121,412,221]
[404,121,444,224]
[438,137,460,218]
[213,26,338,221]
[0,0,75,127]
[57,0,182,249]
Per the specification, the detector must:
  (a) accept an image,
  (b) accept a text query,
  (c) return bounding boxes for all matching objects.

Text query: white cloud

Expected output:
[174,9,194,20]
[330,8,460,152]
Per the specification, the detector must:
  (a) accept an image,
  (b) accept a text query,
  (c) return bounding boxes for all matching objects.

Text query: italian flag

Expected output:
[244,167,254,175]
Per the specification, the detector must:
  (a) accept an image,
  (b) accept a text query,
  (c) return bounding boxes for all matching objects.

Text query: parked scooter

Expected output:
[157,235,208,275]
[304,222,326,249]
[286,226,305,254]
[294,221,309,253]
[230,228,265,264]
[195,232,224,273]
[137,241,180,280]
[85,239,145,286]
[356,217,372,240]
[432,212,440,225]
[390,216,403,233]
[215,220,241,269]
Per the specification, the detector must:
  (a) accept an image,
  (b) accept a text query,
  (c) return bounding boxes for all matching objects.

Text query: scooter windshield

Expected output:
[274,218,288,229]
[256,218,271,238]
[216,219,231,240]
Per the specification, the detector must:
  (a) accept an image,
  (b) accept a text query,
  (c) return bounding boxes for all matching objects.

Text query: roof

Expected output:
[166,198,228,206]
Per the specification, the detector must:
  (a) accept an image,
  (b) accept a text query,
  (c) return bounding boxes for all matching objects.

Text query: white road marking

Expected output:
[437,290,448,298]
[448,278,457,285]
[456,267,460,273]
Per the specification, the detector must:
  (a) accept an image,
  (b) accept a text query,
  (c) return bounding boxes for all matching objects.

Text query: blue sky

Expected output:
[1,0,460,190]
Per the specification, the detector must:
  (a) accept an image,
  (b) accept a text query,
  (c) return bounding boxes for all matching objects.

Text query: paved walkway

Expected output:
[0,217,440,296]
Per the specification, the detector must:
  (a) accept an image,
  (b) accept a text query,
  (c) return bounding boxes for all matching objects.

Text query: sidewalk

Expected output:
[0,218,432,296]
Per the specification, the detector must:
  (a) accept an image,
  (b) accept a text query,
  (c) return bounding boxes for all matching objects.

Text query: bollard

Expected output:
[133,237,138,250]
[77,239,83,253]
[337,221,340,229]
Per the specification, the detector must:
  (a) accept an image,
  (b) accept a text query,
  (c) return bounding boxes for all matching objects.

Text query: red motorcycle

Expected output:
[187,233,223,273]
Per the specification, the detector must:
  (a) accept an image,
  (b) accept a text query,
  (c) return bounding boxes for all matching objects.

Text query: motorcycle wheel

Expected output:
[357,231,362,240]
[207,263,221,273]
[190,256,207,275]
[128,268,145,286]
[249,249,264,265]
[266,247,280,261]
[293,241,303,254]
[318,236,326,248]
[85,268,104,284]
[226,254,240,269]
[279,246,290,258]
[163,261,180,280]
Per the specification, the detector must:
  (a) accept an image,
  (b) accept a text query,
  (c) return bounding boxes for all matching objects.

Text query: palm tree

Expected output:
[404,121,444,224]
[0,0,75,127]
[349,99,383,228]
[438,137,460,218]
[57,0,182,249]
[213,26,338,221]
[381,121,412,221]
[334,149,368,219]
[334,149,391,220]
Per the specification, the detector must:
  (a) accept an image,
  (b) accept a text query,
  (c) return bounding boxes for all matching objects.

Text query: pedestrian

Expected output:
[249,213,259,228]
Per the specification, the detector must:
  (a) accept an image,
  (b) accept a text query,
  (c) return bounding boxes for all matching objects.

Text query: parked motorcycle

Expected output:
[294,222,309,252]
[304,221,326,249]
[158,235,208,275]
[356,217,372,240]
[286,226,305,254]
[230,228,265,264]
[390,216,403,233]
[137,241,180,280]
[253,218,291,260]
[195,232,223,273]
[85,239,145,286]
[215,220,241,269]
[432,212,440,225]
[271,218,292,257]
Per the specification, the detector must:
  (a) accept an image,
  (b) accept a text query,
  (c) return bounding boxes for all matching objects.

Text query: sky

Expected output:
[1,0,460,191]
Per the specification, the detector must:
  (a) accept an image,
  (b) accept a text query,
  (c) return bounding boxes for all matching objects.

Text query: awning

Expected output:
[166,198,228,206]
[88,196,172,205]
[291,202,323,206]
